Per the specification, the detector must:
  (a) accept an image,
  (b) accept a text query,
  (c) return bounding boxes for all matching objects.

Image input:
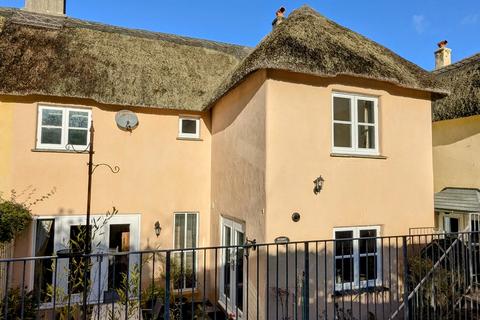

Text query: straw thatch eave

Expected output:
[206,6,447,109]
[432,53,480,121]
[0,7,251,111]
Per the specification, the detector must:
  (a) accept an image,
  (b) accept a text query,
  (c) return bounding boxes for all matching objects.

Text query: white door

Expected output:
[220,217,245,318]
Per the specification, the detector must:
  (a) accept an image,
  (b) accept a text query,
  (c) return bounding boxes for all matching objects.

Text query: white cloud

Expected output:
[412,14,427,34]
[461,13,479,25]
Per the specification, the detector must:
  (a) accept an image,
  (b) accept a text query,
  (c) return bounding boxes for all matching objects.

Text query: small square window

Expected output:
[178,116,200,139]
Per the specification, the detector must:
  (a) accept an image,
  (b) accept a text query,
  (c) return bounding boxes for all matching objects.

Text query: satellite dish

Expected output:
[115,110,138,131]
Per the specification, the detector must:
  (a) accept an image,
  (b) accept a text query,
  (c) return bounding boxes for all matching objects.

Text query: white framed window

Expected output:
[36,105,92,150]
[178,116,200,139]
[332,93,379,155]
[173,212,198,289]
[333,226,381,291]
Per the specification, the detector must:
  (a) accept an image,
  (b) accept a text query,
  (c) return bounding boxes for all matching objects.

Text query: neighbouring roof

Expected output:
[209,5,447,107]
[0,8,251,111]
[0,6,446,111]
[435,188,480,213]
[432,53,480,121]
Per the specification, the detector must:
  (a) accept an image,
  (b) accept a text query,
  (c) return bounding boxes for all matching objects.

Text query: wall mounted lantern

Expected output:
[313,176,325,195]
[154,221,162,237]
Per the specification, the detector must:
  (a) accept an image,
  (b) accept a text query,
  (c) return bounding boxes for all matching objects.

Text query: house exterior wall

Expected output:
[0,95,212,259]
[211,70,268,245]
[432,115,480,192]
[264,71,435,241]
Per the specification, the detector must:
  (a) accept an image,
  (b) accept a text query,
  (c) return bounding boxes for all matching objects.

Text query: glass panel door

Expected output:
[220,218,245,318]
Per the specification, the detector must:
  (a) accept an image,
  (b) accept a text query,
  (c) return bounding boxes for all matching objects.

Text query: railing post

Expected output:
[303,242,309,319]
[402,236,410,320]
[165,251,171,320]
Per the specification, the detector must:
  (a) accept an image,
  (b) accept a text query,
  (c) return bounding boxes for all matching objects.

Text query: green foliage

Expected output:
[0,187,56,244]
[0,200,31,243]
[0,287,38,320]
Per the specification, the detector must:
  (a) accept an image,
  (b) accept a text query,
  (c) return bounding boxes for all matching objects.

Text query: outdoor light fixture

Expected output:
[313,176,325,195]
[154,221,162,237]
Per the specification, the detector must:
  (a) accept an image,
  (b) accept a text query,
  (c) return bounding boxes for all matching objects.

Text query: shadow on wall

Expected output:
[433,115,480,147]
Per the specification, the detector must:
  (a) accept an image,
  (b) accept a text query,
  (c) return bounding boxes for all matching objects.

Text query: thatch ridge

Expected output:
[0,7,251,111]
[432,53,480,121]
[207,5,446,108]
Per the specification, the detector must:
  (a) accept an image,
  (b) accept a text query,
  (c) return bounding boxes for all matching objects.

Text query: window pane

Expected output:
[333,97,351,121]
[186,214,197,248]
[69,111,89,128]
[358,125,375,149]
[34,220,55,303]
[181,119,197,134]
[335,257,354,283]
[184,251,195,288]
[42,109,63,126]
[335,231,353,255]
[360,229,377,254]
[360,256,377,281]
[68,129,88,146]
[357,100,375,123]
[174,215,186,249]
[41,128,62,144]
[334,123,351,148]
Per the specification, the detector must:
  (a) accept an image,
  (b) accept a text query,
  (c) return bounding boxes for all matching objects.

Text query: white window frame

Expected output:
[331,93,379,155]
[178,116,200,139]
[36,105,92,150]
[173,212,199,290]
[333,226,382,291]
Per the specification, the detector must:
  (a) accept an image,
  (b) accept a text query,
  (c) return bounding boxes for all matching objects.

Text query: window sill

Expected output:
[31,148,89,154]
[330,153,387,160]
[176,137,203,141]
[333,286,389,297]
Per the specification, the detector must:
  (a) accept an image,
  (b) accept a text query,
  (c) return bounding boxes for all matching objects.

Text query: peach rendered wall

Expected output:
[0,96,212,257]
[433,115,480,192]
[265,72,435,241]
[211,70,267,245]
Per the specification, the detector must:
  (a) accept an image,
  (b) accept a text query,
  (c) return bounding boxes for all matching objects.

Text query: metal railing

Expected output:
[1,232,480,319]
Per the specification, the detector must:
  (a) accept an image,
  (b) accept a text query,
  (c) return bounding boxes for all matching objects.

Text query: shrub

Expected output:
[0,200,31,243]
[0,287,38,320]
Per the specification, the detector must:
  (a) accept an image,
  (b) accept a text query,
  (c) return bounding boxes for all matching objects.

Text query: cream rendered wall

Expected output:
[0,101,13,194]
[0,96,212,258]
[211,70,267,245]
[432,115,480,192]
[265,72,435,241]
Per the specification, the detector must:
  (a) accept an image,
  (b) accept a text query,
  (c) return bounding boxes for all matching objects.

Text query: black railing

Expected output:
[1,232,480,319]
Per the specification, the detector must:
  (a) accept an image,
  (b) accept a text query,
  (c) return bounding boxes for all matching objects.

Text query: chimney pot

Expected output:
[24,0,66,16]
[272,7,286,29]
[434,40,451,70]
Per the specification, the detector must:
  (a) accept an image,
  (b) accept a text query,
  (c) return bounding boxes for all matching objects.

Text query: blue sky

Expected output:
[1,0,478,70]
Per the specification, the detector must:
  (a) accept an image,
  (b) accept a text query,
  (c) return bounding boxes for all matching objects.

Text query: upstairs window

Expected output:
[36,105,91,150]
[178,116,200,139]
[332,93,379,155]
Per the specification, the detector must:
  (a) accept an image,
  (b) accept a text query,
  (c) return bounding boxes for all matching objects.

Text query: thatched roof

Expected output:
[0,8,251,111]
[432,53,480,121]
[0,6,446,111]
[208,6,446,107]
